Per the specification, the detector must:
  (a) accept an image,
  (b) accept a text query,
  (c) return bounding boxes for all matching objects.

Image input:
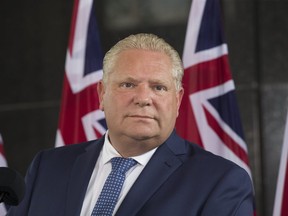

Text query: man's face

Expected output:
[98,49,183,150]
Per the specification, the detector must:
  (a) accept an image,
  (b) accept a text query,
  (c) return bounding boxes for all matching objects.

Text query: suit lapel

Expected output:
[65,138,104,216]
[116,131,187,216]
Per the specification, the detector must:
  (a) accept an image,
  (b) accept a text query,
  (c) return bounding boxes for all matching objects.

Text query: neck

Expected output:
[108,134,163,157]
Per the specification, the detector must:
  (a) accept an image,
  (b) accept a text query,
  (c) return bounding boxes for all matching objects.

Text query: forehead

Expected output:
[113,49,173,75]
[119,48,170,61]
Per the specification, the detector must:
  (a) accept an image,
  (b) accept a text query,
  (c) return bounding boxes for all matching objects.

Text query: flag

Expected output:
[176,0,252,177]
[0,133,8,214]
[0,134,7,167]
[273,112,288,216]
[56,0,106,147]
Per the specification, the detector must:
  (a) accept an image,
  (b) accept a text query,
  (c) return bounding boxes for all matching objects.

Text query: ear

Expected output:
[97,80,105,111]
[176,88,184,116]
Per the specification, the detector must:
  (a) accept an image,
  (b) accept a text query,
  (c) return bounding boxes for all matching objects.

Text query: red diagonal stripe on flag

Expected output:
[203,106,249,165]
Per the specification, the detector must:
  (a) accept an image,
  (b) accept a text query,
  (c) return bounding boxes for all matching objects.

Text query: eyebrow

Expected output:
[122,76,170,85]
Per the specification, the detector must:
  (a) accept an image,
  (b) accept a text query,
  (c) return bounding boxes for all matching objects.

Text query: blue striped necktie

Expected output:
[91,157,137,216]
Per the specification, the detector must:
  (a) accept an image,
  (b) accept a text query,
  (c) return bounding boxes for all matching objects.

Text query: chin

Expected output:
[128,130,158,141]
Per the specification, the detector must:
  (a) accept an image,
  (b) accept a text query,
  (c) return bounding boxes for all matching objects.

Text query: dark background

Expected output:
[1,0,288,215]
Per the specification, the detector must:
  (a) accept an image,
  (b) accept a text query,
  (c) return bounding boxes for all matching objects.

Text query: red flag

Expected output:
[176,0,252,176]
[273,113,288,216]
[0,134,7,167]
[0,133,8,214]
[56,0,106,147]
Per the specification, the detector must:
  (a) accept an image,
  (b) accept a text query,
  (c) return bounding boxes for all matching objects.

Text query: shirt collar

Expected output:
[101,131,157,166]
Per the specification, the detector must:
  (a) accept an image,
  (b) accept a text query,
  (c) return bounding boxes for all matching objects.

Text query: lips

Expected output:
[129,115,154,119]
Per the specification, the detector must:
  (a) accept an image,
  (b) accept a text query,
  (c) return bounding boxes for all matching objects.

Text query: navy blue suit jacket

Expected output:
[8,131,254,215]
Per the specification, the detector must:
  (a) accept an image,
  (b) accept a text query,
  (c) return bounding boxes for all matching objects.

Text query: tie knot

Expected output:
[110,157,137,174]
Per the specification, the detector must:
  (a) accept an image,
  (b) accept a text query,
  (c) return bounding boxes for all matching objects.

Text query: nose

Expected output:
[133,84,152,107]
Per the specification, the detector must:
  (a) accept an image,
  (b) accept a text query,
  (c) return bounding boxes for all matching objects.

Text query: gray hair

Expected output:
[102,33,184,91]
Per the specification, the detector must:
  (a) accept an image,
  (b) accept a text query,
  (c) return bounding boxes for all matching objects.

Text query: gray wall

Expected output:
[1,0,288,215]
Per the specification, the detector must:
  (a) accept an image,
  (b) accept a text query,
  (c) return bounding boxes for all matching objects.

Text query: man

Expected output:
[8,33,254,215]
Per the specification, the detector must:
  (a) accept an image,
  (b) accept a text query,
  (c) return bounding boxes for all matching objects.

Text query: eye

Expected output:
[154,85,167,91]
[120,82,135,88]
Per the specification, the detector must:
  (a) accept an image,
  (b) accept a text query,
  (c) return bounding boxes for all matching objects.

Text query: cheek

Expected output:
[102,90,115,104]
[103,93,127,113]
[168,99,180,116]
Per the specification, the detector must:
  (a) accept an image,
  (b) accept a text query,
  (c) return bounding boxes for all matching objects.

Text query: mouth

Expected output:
[129,115,154,119]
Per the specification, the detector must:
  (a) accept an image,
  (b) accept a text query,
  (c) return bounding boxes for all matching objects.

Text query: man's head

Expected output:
[102,33,184,91]
[98,33,184,157]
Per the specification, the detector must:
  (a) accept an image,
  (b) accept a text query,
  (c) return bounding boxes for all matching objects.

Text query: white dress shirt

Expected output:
[80,132,157,216]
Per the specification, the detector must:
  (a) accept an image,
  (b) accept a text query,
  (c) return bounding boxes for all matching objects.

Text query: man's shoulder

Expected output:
[167,131,238,167]
[27,138,104,175]
[183,140,243,171]
[35,137,104,161]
